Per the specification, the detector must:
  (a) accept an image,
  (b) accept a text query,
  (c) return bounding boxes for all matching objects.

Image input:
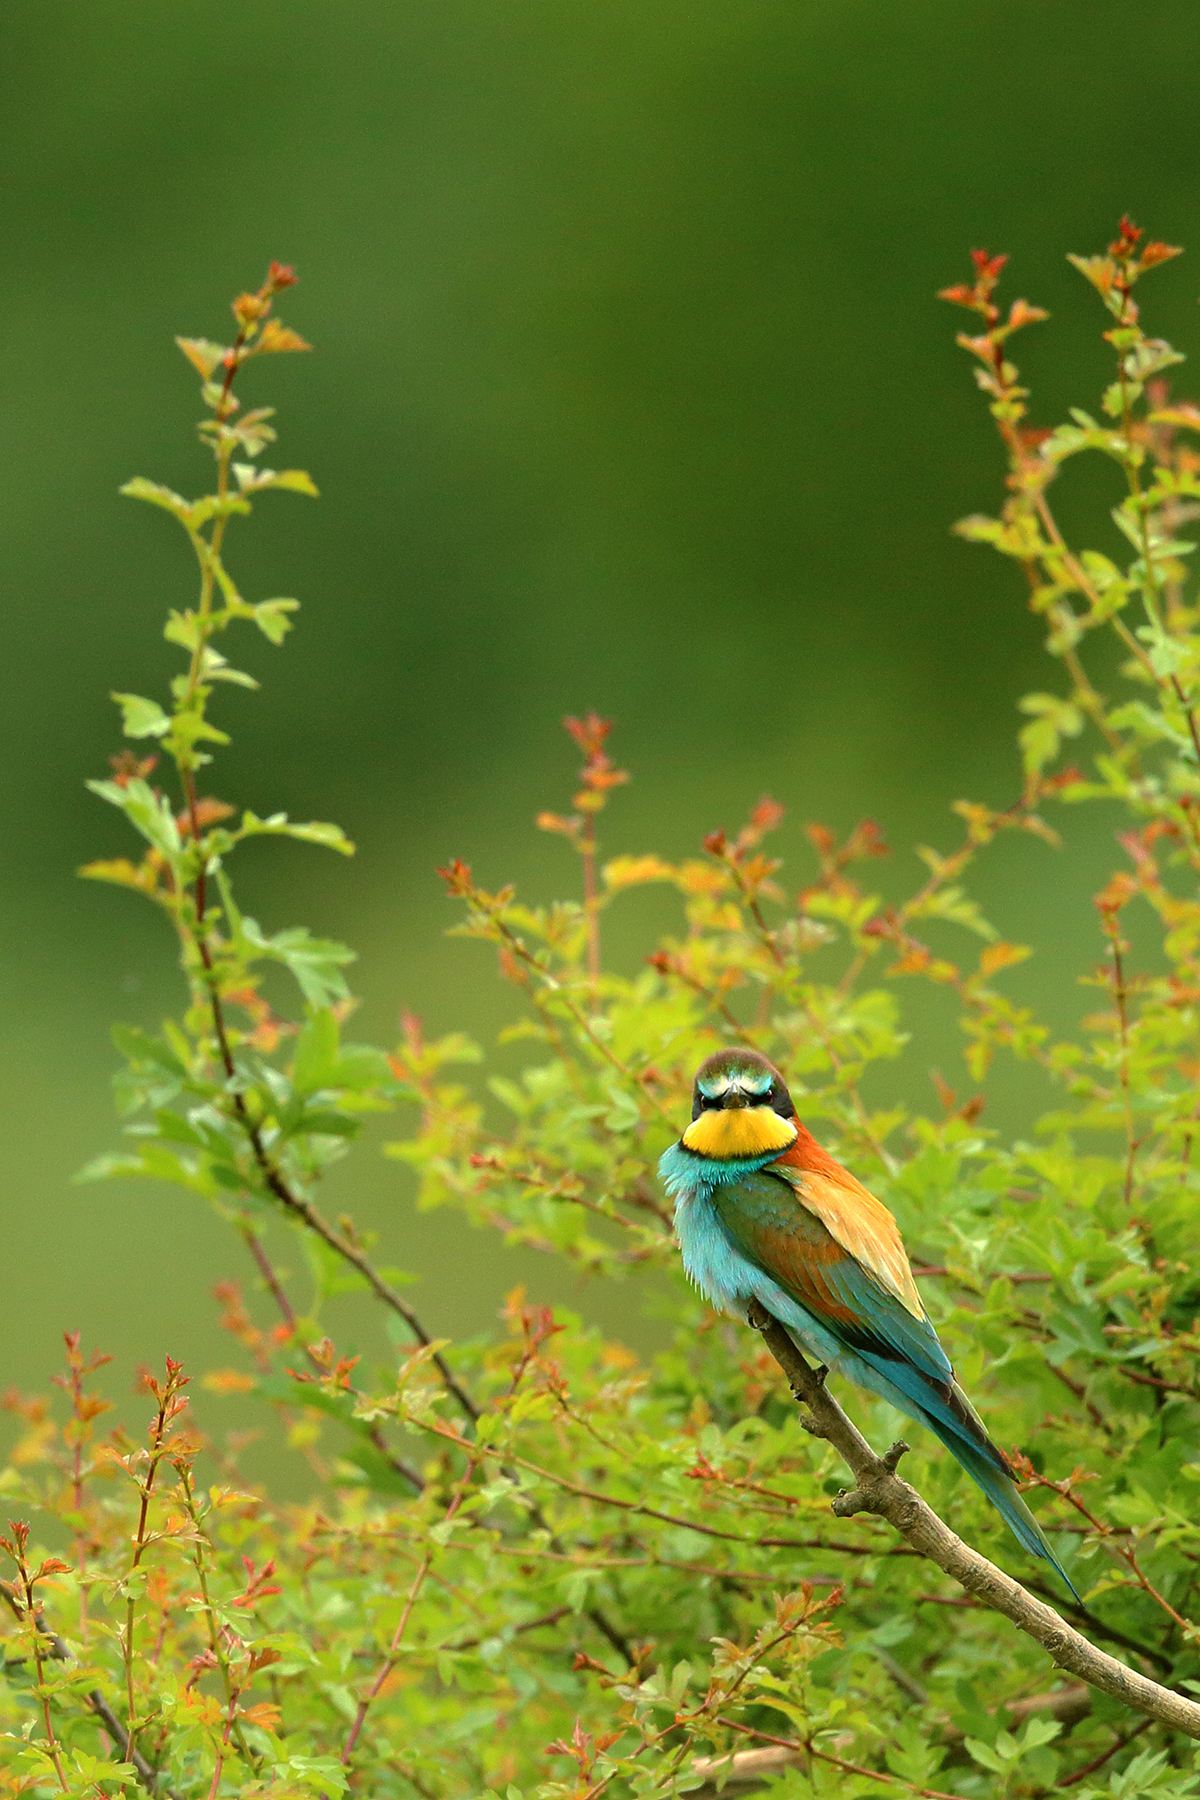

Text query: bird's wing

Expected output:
[709,1167,952,1389]
[705,1171,1070,1590]
[770,1142,925,1320]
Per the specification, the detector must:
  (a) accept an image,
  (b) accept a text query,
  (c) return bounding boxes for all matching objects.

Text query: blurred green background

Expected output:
[3,0,1200,1451]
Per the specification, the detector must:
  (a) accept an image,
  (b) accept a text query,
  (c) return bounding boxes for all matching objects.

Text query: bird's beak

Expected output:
[724,1089,750,1110]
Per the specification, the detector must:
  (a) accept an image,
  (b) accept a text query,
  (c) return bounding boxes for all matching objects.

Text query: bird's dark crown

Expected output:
[692,1049,795,1120]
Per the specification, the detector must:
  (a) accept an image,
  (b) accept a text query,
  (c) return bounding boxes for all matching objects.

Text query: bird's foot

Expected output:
[789,1368,827,1405]
[881,1439,911,1473]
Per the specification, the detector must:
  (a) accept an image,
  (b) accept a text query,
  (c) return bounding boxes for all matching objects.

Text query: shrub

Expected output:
[4,221,1200,1798]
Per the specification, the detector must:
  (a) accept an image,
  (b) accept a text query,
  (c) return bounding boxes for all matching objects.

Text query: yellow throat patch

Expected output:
[681,1107,798,1160]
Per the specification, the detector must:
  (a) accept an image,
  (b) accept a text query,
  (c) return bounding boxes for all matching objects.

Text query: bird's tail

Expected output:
[825,1342,1079,1600]
[925,1406,1080,1602]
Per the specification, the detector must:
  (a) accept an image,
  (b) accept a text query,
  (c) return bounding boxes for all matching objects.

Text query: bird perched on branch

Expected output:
[659,1047,1076,1597]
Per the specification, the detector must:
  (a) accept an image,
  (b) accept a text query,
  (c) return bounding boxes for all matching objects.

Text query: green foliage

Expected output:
[6,224,1200,1796]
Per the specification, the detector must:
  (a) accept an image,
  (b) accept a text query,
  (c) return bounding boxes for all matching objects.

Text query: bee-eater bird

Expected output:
[659,1048,1076,1597]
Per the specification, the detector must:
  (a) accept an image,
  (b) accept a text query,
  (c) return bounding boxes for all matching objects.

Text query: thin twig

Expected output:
[341,1455,478,1772]
[704,1717,971,1800]
[484,911,675,1127]
[237,1217,426,1492]
[445,1605,571,1652]
[912,1263,1051,1286]
[173,1465,261,1777]
[1118,1366,1200,1401]
[123,1371,184,1765]
[1023,1463,1200,1637]
[198,957,477,1422]
[1046,1361,1111,1434]
[427,1422,880,1553]
[87,1690,166,1794]
[1103,915,1139,1207]
[1058,1715,1154,1788]
[585,1606,634,1666]
[0,1582,170,1794]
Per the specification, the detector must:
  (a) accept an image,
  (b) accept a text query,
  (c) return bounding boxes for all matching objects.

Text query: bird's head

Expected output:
[679,1048,798,1161]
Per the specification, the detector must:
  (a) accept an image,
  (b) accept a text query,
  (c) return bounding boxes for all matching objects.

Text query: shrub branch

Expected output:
[746,1299,1200,1739]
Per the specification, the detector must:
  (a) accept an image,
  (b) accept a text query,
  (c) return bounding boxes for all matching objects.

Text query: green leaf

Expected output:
[120,476,191,518]
[1018,691,1084,775]
[175,335,227,379]
[241,919,356,1008]
[252,598,300,643]
[238,810,354,854]
[282,1756,349,1793]
[153,1108,206,1148]
[292,1009,340,1094]
[111,691,171,739]
[291,1010,389,1096]
[1125,337,1186,381]
[75,1143,208,1190]
[77,856,149,890]
[87,777,182,858]
[601,1081,643,1132]
[270,468,320,494]
[232,464,320,497]
[338,1436,418,1497]
[196,646,259,689]
[166,709,231,752]
[257,1373,356,1419]
[952,513,1005,544]
[1019,1716,1062,1752]
[1108,700,1194,752]
[284,1110,361,1139]
[1041,414,1133,465]
[964,1738,1006,1774]
[164,609,203,650]
[111,1024,185,1074]
[1107,1749,1191,1800]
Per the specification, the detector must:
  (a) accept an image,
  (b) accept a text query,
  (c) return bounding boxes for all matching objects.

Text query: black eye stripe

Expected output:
[690,1074,795,1120]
